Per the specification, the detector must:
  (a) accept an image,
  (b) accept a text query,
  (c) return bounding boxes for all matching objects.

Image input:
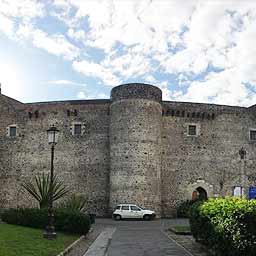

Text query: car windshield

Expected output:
[137,206,145,210]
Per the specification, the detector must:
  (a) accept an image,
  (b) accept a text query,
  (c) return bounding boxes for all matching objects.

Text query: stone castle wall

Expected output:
[0,97,111,215]
[1,83,256,217]
[161,101,256,216]
[109,84,162,216]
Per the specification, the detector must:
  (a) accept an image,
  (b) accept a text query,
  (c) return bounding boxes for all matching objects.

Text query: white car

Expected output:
[112,204,156,221]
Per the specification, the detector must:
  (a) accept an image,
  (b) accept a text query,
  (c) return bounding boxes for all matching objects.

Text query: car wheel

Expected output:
[114,214,121,221]
[143,214,151,221]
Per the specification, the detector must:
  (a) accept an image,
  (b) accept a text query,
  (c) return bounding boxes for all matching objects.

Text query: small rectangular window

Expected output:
[115,205,121,210]
[121,205,129,210]
[188,125,197,136]
[250,130,256,141]
[9,126,17,137]
[74,124,82,135]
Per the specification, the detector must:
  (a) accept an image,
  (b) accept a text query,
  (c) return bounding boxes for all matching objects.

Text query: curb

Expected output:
[83,227,116,256]
[162,230,194,256]
[56,235,85,256]
[168,228,191,236]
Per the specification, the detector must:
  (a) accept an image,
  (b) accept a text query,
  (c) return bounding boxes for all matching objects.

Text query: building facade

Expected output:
[1,83,256,217]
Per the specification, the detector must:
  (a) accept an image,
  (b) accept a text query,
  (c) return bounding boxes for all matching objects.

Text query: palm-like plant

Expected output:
[61,194,87,213]
[21,173,70,209]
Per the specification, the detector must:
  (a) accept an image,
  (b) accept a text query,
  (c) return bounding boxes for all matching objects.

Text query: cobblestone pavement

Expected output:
[67,224,105,256]
[95,219,193,256]
[161,219,210,256]
[166,232,210,256]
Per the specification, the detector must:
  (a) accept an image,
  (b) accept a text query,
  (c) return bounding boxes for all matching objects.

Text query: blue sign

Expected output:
[249,186,256,200]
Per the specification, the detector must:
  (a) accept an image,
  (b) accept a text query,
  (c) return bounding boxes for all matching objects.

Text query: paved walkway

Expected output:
[85,227,116,256]
[89,219,192,256]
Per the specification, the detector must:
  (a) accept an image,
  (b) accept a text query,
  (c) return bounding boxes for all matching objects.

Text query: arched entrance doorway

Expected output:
[192,187,208,201]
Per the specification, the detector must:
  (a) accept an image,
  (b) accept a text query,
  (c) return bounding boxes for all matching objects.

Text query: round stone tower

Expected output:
[109,83,162,216]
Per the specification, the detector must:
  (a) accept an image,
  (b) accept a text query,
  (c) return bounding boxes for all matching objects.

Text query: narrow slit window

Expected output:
[9,126,17,137]
[250,130,256,141]
[188,125,197,136]
[74,124,82,135]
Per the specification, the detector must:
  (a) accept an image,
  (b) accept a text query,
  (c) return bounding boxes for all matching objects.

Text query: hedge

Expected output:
[1,208,91,235]
[190,197,256,256]
[177,199,200,218]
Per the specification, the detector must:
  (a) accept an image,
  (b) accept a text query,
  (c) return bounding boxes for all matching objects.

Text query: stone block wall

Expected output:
[109,84,162,216]
[161,101,256,217]
[0,96,111,216]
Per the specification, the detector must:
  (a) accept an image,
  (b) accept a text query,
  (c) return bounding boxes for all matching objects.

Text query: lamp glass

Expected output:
[47,127,59,144]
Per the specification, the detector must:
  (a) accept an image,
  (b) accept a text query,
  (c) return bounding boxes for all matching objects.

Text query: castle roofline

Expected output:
[24,98,252,109]
[0,93,24,105]
[1,84,254,110]
[26,99,110,106]
[12,97,251,111]
[162,100,247,110]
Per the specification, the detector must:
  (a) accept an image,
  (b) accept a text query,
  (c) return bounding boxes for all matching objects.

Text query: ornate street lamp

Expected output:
[238,147,247,198]
[43,126,59,239]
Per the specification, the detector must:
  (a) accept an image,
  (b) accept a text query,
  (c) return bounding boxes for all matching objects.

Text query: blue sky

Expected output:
[0,0,256,106]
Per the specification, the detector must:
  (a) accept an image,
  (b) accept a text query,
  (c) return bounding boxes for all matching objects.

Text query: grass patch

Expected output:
[172,225,191,232]
[169,225,191,235]
[0,223,79,256]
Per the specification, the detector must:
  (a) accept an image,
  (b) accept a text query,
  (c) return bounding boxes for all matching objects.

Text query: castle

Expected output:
[0,83,256,217]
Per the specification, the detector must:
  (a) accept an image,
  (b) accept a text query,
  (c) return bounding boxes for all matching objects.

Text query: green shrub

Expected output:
[190,197,256,255]
[0,208,4,215]
[177,200,199,218]
[60,194,87,213]
[89,213,96,224]
[58,194,95,224]
[54,209,91,235]
[1,208,47,229]
[1,208,90,235]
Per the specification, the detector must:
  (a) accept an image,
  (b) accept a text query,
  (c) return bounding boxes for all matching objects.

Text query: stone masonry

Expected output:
[1,83,256,217]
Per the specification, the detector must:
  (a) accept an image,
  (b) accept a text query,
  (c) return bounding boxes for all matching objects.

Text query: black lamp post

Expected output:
[43,126,59,239]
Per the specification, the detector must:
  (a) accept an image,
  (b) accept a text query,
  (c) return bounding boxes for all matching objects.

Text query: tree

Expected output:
[21,173,70,209]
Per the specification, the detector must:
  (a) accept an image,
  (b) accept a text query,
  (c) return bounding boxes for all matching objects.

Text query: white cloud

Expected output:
[155,1,256,106]
[33,32,79,60]
[161,48,210,75]
[176,69,249,106]
[0,14,14,37]
[0,0,45,19]
[0,1,79,61]
[77,91,87,99]
[51,0,75,27]
[76,90,109,100]
[2,0,256,106]
[77,90,108,100]
[47,80,86,87]
[67,28,86,41]
[72,60,121,86]
[102,50,152,79]
[67,0,194,54]
[144,75,157,84]
[158,81,173,101]
[17,24,80,60]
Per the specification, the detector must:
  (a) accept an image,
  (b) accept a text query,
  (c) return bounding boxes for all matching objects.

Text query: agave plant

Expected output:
[61,194,88,213]
[21,173,70,209]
